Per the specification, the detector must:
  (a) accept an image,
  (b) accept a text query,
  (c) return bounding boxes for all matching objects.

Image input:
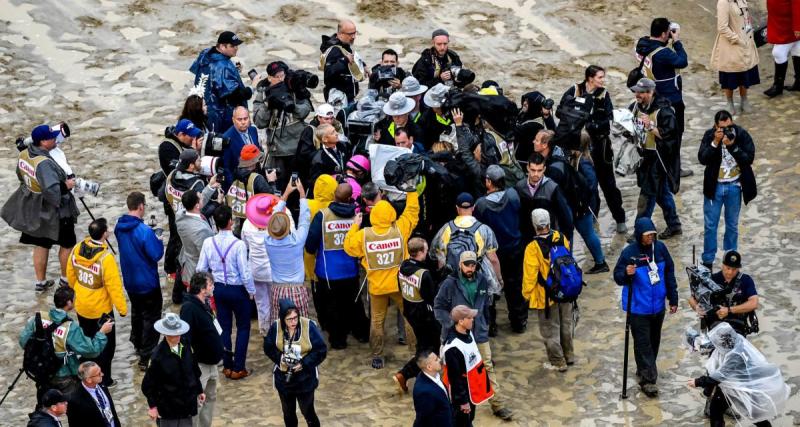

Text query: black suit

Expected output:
[412,372,453,427]
[67,383,120,427]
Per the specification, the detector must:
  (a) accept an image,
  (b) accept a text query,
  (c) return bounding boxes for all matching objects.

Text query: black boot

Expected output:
[764,61,788,98]
[786,56,800,91]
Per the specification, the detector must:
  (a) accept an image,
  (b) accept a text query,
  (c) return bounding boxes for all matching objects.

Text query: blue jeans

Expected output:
[702,182,742,264]
[574,213,604,264]
[636,180,681,229]
[214,283,252,372]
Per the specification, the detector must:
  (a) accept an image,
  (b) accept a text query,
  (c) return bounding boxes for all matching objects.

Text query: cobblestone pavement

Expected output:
[0,0,798,425]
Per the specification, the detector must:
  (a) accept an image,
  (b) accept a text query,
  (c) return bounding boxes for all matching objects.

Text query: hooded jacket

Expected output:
[320,35,359,102]
[26,410,61,427]
[66,238,128,319]
[522,231,569,310]
[613,218,679,315]
[306,201,359,281]
[698,124,757,205]
[304,175,338,281]
[180,292,224,365]
[189,47,251,133]
[635,37,688,104]
[141,338,204,420]
[434,271,491,344]
[628,94,680,195]
[263,299,327,394]
[114,214,164,295]
[474,188,522,252]
[19,308,107,378]
[344,192,420,295]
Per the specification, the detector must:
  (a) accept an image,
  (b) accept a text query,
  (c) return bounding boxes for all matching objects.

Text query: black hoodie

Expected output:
[179,292,224,365]
[628,94,679,195]
[320,34,358,101]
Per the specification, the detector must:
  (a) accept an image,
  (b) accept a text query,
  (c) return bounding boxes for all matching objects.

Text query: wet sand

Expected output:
[0,0,798,425]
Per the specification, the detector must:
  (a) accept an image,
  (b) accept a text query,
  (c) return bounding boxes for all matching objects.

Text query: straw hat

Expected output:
[267,211,291,239]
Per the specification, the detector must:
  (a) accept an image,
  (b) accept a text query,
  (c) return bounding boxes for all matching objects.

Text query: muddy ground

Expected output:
[0,0,798,425]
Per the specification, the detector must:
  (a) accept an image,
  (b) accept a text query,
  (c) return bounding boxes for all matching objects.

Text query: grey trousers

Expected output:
[192,363,218,427]
[535,302,575,365]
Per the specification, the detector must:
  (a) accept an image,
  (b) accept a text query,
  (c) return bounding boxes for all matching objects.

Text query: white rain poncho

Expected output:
[705,323,789,423]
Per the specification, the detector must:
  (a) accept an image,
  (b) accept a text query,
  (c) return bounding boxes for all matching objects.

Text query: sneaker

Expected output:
[371,356,384,369]
[679,168,694,177]
[58,278,69,288]
[35,280,54,292]
[393,372,408,394]
[493,407,514,421]
[641,383,659,397]
[586,262,609,274]
[543,362,568,372]
[510,324,527,334]
[616,222,628,234]
[658,227,683,240]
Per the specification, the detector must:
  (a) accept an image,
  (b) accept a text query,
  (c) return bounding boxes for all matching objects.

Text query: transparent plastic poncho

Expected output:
[705,323,790,423]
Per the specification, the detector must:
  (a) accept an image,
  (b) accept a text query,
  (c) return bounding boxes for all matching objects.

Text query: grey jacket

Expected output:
[2,145,79,239]
[434,272,492,344]
[176,212,214,281]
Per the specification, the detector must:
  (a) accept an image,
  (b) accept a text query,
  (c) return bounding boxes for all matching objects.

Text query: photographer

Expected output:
[420,84,455,150]
[559,65,627,233]
[189,31,253,133]
[164,149,221,220]
[320,19,364,103]
[688,251,759,336]
[3,125,80,292]
[253,61,313,189]
[515,91,556,163]
[295,104,346,185]
[368,49,407,98]
[412,29,463,88]
[263,299,327,427]
[698,111,756,269]
[226,145,278,234]
[374,93,424,147]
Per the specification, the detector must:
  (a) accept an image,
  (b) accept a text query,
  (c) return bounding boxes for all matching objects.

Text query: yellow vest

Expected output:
[363,225,404,271]
[17,150,50,193]
[321,208,352,251]
[225,174,258,219]
[71,251,110,290]
[399,269,426,303]
[275,317,313,372]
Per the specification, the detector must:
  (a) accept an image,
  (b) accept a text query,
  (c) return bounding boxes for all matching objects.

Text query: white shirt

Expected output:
[241,219,273,283]
[424,372,447,395]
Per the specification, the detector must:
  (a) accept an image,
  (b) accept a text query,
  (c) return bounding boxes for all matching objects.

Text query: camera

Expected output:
[722,126,736,142]
[285,69,319,101]
[148,214,164,238]
[267,84,297,113]
[198,156,222,177]
[73,177,101,197]
[283,354,301,383]
[198,131,230,157]
[15,122,71,152]
[686,265,725,315]
[449,66,476,87]
[375,65,397,84]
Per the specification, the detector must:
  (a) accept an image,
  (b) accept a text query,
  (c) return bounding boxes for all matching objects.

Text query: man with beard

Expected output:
[320,19,365,103]
[412,29,463,88]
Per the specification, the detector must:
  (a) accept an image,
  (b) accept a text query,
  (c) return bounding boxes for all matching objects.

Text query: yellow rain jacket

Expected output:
[344,192,419,295]
[303,175,338,282]
[66,238,128,319]
[522,231,570,310]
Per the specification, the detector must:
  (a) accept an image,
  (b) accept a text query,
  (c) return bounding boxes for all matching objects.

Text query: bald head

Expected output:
[334,182,353,203]
[337,20,357,45]
[232,106,251,132]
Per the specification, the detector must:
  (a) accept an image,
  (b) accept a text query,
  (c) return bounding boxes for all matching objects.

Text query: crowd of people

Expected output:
[4,3,797,426]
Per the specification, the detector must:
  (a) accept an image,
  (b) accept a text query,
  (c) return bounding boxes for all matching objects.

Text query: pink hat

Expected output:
[346,154,370,174]
[245,193,280,229]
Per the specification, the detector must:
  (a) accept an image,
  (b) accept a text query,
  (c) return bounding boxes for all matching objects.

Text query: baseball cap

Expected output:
[267,61,288,77]
[631,78,656,93]
[531,208,550,227]
[217,31,243,46]
[485,164,505,182]
[459,251,477,265]
[316,103,335,118]
[178,149,199,170]
[455,192,474,208]
[31,124,61,144]
[174,119,203,138]
[722,250,742,268]
[41,389,67,407]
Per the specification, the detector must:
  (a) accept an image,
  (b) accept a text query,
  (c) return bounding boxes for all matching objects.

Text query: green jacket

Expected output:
[18,308,107,378]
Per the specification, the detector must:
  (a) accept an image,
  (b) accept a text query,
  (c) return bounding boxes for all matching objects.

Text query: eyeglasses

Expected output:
[285,316,299,322]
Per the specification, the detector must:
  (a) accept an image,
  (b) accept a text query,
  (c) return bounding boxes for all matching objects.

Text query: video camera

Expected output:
[285,69,319,101]
[448,66,476,88]
[441,87,519,140]
[374,65,397,85]
[198,131,229,157]
[15,122,71,151]
[686,265,726,315]
[73,177,100,197]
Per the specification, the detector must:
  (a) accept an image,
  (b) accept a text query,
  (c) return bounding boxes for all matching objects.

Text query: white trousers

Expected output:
[772,41,800,64]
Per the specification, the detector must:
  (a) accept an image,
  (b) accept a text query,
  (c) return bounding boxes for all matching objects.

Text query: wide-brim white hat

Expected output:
[401,76,428,97]
[382,92,415,116]
[423,83,449,108]
[155,312,190,336]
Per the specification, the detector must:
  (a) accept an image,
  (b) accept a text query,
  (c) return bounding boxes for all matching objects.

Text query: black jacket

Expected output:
[412,48,463,88]
[698,124,756,205]
[628,95,679,195]
[374,117,424,147]
[419,109,454,150]
[26,411,60,427]
[231,168,277,195]
[309,144,349,185]
[66,384,120,427]
[320,35,359,102]
[442,327,472,406]
[559,82,614,137]
[141,339,204,419]
[544,150,590,217]
[158,129,189,175]
[399,259,439,322]
[368,64,407,94]
[180,293,224,365]
[515,177,573,244]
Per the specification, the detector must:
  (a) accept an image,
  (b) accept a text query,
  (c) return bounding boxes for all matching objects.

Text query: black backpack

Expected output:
[445,220,482,273]
[23,313,68,384]
[554,86,594,151]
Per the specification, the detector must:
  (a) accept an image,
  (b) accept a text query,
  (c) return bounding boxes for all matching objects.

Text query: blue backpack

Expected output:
[537,234,584,303]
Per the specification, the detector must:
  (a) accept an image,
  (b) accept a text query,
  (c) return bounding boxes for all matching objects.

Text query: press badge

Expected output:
[213,318,223,335]
[648,260,660,285]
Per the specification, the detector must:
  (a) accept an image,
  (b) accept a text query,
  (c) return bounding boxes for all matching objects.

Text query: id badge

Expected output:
[213,318,223,335]
[647,261,660,285]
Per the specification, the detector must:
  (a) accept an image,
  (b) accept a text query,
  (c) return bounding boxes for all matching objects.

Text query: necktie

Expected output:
[242,131,252,145]
[95,389,111,426]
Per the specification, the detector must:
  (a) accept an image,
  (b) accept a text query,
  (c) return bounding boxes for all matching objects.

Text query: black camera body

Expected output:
[449,66,476,87]
[722,126,736,142]
[267,83,297,113]
[285,69,319,101]
[375,65,397,84]
[283,354,301,383]
[199,131,230,157]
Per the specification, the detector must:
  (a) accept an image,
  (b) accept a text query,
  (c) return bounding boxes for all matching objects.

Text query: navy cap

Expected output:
[722,250,742,268]
[267,61,289,77]
[174,119,202,138]
[31,124,60,144]
[456,192,474,208]
[217,31,243,46]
